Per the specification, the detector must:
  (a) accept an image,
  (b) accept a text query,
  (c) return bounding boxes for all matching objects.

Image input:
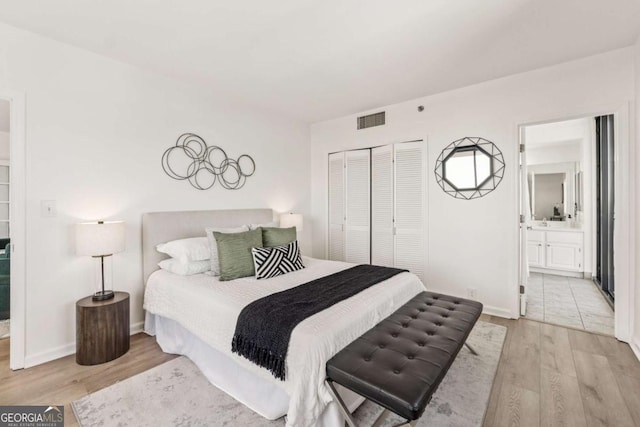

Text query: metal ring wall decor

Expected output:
[435,137,505,200]
[161,133,256,190]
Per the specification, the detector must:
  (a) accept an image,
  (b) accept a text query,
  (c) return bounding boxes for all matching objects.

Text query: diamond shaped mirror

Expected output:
[435,137,505,200]
[443,146,492,190]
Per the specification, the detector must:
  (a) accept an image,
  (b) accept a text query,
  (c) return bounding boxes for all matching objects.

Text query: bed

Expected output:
[142,209,426,427]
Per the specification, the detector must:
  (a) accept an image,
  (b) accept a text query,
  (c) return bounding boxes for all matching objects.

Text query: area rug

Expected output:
[72,321,506,427]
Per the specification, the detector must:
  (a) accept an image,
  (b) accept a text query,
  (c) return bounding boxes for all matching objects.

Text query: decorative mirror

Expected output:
[435,137,505,200]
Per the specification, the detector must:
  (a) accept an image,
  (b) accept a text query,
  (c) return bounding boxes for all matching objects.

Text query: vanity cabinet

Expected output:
[546,244,581,271]
[527,230,545,268]
[528,229,583,274]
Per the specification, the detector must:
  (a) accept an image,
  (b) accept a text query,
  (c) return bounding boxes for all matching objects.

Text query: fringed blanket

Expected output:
[231,264,407,380]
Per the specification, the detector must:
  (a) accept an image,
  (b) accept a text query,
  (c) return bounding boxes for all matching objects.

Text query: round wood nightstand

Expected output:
[76,291,130,365]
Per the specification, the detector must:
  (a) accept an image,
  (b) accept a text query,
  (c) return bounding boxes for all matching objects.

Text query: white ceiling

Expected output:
[0,100,9,133]
[1,0,639,122]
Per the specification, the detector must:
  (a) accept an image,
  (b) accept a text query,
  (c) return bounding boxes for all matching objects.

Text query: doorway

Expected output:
[0,89,26,370]
[519,116,615,336]
[0,100,8,340]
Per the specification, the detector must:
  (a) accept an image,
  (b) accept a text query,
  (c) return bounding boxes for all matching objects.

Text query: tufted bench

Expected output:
[325,291,482,427]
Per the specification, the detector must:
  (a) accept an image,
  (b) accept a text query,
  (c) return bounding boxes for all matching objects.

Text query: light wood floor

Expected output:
[0,333,177,427]
[483,315,640,426]
[0,316,639,426]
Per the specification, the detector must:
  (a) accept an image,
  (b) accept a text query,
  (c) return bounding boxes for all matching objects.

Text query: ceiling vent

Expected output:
[357,111,385,130]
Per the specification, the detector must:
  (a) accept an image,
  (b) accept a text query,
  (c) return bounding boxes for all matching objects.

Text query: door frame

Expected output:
[518,126,528,316]
[514,102,633,342]
[0,89,26,369]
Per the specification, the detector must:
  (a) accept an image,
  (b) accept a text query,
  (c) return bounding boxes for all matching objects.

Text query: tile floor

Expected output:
[525,272,615,335]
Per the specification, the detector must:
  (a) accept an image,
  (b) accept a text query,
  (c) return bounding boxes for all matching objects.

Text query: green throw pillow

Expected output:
[262,227,297,247]
[214,228,263,281]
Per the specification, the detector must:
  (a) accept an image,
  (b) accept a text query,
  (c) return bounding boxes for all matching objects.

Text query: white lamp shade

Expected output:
[280,213,303,232]
[76,221,126,256]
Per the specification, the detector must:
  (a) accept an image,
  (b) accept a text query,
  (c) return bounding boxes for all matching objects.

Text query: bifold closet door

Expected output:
[345,150,371,264]
[394,141,425,282]
[328,152,345,261]
[371,145,394,266]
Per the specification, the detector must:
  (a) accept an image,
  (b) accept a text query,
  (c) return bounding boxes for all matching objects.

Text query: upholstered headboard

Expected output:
[142,208,273,284]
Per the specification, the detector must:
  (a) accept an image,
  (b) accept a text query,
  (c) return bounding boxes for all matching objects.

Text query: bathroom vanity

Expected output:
[527,224,583,276]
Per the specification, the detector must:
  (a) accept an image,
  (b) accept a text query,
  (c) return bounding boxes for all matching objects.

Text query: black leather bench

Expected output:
[325,291,483,427]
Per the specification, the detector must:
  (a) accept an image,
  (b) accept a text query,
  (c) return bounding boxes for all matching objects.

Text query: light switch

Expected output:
[41,200,57,217]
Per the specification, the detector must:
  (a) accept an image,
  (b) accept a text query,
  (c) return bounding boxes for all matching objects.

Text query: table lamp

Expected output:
[76,220,125,301]
[280,213,303,232]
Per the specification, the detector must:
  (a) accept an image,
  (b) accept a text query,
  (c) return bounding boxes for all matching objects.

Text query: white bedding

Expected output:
[143,256,426,427]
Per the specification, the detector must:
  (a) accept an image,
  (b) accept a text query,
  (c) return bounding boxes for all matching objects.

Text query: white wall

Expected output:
[311,48,634,318]
[526,141,581,165]
[0,99,7,160]
[0,131,8,160]
[525,117,591,145]
[0,23,311,366]
[634,35,640,357]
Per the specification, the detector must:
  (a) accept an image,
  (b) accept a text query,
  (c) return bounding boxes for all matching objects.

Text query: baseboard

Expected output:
[23,321,146,368]
[530,267,583,278]
[631,338,640,363]
[482,305,514,319]
[24,342,76,368]
[130,321,144,335]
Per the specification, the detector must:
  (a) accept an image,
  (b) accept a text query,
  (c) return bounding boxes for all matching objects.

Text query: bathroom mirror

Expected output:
[533,172,565,220]
[527,162,579,221]
[435,137,505,199]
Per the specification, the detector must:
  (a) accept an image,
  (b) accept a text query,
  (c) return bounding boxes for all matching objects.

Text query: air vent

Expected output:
[357,112,385,130]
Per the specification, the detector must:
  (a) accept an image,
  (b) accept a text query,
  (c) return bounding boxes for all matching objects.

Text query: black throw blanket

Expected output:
[231,264,407,380]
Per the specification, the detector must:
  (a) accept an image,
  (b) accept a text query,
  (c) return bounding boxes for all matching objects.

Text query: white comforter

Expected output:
[143,257,425,427]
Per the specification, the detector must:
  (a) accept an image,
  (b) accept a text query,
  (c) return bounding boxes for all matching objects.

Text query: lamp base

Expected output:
[92,290,115,302]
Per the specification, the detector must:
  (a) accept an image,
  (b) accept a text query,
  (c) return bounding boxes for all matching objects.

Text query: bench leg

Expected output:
[326,380,358,427]
[326,379,417,427]
[372,409,390,427]
[464,342,479,356]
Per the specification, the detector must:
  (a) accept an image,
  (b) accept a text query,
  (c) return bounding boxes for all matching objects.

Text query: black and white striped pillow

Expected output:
[251,240,305,279]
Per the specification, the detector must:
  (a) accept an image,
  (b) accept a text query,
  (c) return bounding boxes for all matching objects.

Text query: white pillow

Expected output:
[247,222,279,230]
[158,258,210,276]
[156,237,210,263]
[205,225,250,276]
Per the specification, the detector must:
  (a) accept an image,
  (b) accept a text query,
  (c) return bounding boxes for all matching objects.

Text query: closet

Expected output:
[328,141,425,282]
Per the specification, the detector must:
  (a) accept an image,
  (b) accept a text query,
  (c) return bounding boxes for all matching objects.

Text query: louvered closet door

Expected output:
[371,145,394,266]
[394,141,425,281]
[328,152,345,261]
[345,150,371,264]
